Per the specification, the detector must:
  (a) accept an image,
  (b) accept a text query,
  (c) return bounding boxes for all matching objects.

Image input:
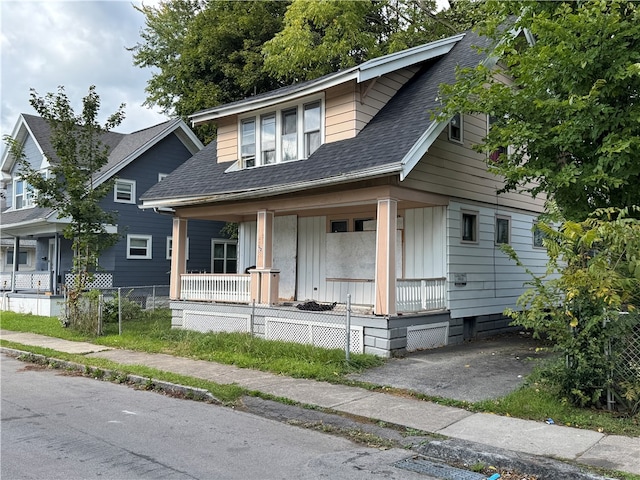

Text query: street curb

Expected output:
[414,437,614,480]
[0,347,221,404]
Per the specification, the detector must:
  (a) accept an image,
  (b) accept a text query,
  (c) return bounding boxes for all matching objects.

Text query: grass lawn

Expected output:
[1,310,639,438]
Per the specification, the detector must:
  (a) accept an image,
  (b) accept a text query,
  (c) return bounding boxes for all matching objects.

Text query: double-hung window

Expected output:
[239,97,323,168]
[127,235,152,259]
[495,215,511,245]
[212,240,237,274]
[14,179,35,209]
[461,211,479,243]
[115,179,136,204]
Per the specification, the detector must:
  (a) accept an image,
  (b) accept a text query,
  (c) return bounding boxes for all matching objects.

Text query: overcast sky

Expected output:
[1,0,169,146]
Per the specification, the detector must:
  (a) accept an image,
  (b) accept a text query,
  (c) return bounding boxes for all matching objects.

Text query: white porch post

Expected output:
[170,217,188,300]
[374,198,397,316]
[252,210,279,305]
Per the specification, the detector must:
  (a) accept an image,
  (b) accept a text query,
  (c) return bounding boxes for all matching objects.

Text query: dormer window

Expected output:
[14,178,35,209]
[239,97,323,169]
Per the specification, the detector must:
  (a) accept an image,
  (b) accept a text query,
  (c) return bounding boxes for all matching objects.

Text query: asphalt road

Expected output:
[1,354,438,480]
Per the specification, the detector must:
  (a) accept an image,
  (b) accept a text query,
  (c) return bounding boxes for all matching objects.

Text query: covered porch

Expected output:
[168,182,450,316]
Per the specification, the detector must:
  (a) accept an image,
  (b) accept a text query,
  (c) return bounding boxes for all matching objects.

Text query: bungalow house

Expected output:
[0,114,228,315]
[139,31,548,356]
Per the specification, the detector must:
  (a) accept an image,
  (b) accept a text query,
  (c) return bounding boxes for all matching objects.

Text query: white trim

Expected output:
[114,179,136,204]
[126,234,152,259]
[167,236,189,260]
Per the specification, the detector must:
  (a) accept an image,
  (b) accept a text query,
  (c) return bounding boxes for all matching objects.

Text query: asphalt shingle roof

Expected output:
[141,31,492,204]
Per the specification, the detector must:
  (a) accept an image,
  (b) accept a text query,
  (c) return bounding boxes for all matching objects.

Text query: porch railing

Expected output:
[181,273,251,303]
[396,277,447,313]
[0,271,52,292]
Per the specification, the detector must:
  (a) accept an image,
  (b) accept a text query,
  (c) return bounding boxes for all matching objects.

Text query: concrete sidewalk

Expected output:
[2,329,639,477]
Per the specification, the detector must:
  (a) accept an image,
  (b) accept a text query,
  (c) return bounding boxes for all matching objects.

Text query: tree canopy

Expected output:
[439,0,640,220]
[131,0,485,139]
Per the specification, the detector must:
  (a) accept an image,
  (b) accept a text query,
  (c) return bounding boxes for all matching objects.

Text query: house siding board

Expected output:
[404,206,447,279]
[446,200,547,319]
[104,134,221,286]
[216,116,237,163]
[239,221,257,272]
[297,216,327,302]
[325,83,357,142]
[274,215,297,300]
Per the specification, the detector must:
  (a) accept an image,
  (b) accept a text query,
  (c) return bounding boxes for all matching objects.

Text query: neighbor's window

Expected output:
[354,218,374,232]
[14,178,35,209]
[449,113,462,143]
[6,249,28,265]
[241,119,256,168]
[212,240,237,274]
[166,237,189,260]
[533,222,546,248]
[127,235,152,259]
[461,211,478,243]
[495,215,511,245]
[114,179,136,204]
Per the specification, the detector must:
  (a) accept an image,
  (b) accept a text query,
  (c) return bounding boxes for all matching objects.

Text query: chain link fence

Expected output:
[608,312,640,414]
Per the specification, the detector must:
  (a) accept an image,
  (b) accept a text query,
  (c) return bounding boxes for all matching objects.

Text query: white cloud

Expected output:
[1,0,169,145]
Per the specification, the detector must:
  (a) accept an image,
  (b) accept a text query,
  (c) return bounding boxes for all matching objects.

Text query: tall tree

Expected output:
[262,0,485,83]
[130,0,289,141]
[439,0,640,220]
[4,86,124,329]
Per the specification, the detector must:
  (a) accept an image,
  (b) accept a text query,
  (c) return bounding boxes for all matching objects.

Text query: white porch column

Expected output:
[374,198,397,316]
[252,210,279,305]
[170,217,188,300]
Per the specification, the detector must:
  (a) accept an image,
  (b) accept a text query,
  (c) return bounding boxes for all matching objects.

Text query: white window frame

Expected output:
[13,178,35,210]
[6,249,31,267]
[127,235,152,259]
[211,239,238,274]
[495,215,511,245]
[114,179,136,204]
[448,113,463,143]
[238,94,324,168]
[461,210,479,244]
[166,236,189,260]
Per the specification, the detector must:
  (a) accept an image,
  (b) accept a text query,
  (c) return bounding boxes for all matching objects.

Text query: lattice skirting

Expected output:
[183,310,251,334]
[265,317,364,353]
[406,322,449,352]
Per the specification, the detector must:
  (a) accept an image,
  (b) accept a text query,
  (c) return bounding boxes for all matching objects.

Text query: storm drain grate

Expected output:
[393,456,486,480]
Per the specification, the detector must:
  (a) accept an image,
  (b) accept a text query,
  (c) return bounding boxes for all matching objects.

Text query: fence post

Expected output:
[250,299,256,336]
[98,294,104,336]
[345,294,351,362]
[152,285,156,311]
[118,287,122,336]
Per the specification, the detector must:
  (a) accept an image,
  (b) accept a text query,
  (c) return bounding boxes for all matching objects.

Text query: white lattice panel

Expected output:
[184,310,250,334]
[265,317,363,353]
[64,273,113,289]
[406,322,449,352]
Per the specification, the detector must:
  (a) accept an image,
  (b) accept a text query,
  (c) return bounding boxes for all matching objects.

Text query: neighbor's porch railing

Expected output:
[396,277,447,313]
[0,271,52,292]
[180,273,251,303]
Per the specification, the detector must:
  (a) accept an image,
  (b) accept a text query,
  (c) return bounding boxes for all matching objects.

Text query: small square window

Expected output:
[449,113,462,143]
[495,216,510,245]
[533,222,546,248]
[127,235,152,259]
[461,211,478,243]
[115,179,136,204]
[330,220,348,233]
[6,250,28,265]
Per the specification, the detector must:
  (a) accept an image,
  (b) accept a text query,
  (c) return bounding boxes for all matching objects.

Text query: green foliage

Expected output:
[263,0,487,83]
[102,290,144,324]
[504,207,640,411]
[130,0,288,142]
[3,86,124,330]
[439,0,640,220]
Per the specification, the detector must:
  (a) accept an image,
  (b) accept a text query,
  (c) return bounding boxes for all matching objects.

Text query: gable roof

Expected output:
[1,115,204,235]
[141,30,493,208]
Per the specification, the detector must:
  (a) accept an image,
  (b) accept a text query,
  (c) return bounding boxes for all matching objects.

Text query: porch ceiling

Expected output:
[175,183,449,221]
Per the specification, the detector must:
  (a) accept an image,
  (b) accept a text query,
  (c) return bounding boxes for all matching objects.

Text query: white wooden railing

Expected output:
[396,277,447,313]
[180,274,251,303]
[0,271,52,291]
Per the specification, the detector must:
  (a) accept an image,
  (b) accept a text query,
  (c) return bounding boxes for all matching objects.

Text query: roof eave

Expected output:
[140,163,403,210]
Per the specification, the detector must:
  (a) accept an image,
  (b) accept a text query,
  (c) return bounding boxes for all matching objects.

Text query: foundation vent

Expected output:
[183,310,250,334]
[265,317,363,353]
[406,322,449,352]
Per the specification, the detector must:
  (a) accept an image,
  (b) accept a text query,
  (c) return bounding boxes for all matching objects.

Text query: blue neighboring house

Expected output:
[0,114,229,314]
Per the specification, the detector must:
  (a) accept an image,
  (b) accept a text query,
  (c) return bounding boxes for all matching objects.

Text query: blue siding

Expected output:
[95,133,225,287]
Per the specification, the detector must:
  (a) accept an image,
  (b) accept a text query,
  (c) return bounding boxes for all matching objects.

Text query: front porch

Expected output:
[178,273,447,314]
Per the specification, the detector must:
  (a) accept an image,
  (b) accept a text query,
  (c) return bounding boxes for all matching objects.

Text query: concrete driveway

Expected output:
[348,332,557,403]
